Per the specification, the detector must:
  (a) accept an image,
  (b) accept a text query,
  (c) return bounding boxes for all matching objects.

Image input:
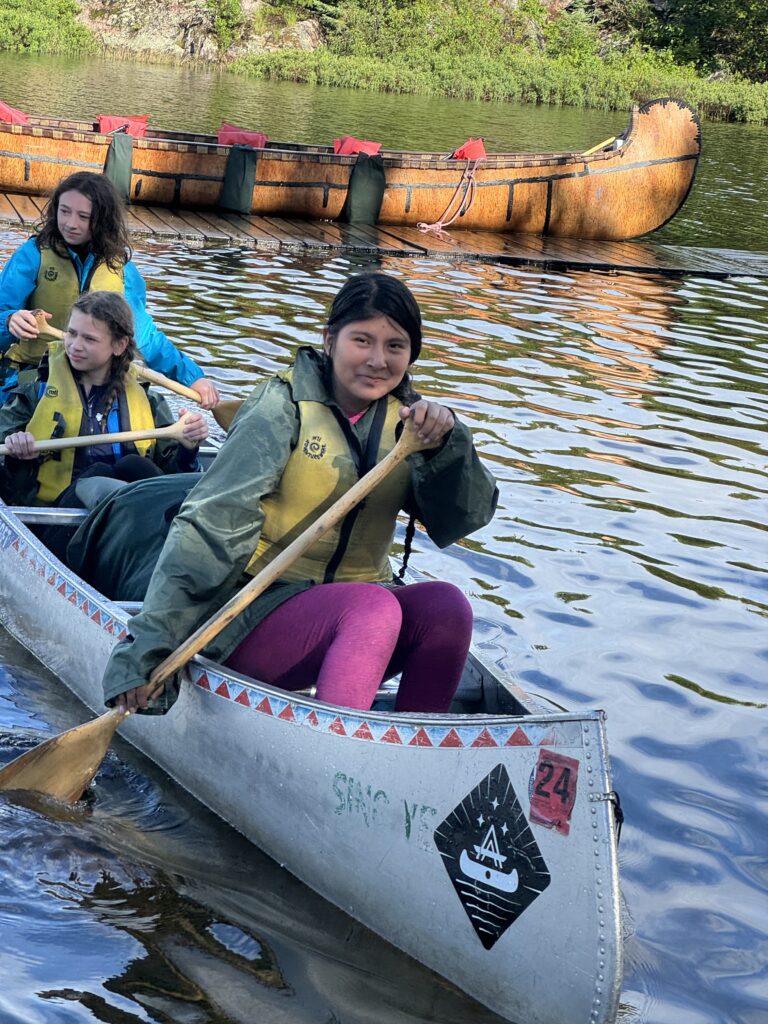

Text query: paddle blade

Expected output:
[0,708,127,803]
[212,399,243,432]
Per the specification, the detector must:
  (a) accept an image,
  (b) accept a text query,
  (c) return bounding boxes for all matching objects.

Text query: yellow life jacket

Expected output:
[246,381,411,584]
[5,246,124,366]
[27,342,154,505]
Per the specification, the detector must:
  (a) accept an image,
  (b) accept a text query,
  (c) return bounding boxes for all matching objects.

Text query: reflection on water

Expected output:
[1,635,503,1024]
[0,144,767,1024]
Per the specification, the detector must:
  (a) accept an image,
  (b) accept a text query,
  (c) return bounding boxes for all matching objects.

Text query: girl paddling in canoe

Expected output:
[104,271,497,715]
[0,291,208,524]
[0,170,219,406]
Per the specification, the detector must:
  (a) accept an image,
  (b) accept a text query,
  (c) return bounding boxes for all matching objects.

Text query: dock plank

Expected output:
[348,223,428,255]
[263,217,331,249]
[148,206,205,240]
[281,219,348,248]
[174,209,232,243]
[123,207,155,237]
[537,237,644,269]
[384,225,468,256]
[221,214,282,247]
[129,206,181,238]
[195,211,255,244]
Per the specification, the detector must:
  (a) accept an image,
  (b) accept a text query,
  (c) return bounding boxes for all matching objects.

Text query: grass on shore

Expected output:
[230,47,768,125]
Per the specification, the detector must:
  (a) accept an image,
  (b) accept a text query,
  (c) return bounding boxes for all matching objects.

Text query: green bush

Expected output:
[207,0,243,53]
[233,40,768,123]
[0,0,96,55]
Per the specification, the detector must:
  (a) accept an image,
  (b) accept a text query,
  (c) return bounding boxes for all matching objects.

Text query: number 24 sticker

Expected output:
[529,749,579,836]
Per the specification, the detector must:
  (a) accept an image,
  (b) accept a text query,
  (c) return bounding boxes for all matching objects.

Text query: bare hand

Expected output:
[191,377,219,410]
[114,682,157,713]
[8,308,44,340]
[177,409,209,449]
[3,431,38,459]
[399,400,454,446]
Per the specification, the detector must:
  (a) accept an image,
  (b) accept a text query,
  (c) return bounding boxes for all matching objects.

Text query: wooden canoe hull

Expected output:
[0,98,699,240]
[0,502,623,1023]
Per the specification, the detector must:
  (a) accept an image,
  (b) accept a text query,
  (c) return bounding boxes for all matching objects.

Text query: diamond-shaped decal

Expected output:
[434,763,550,950]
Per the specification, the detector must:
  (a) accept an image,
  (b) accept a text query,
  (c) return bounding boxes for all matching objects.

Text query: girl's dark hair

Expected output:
[70,291,137,427]
[37,172,132,270]
[324,272,423,404]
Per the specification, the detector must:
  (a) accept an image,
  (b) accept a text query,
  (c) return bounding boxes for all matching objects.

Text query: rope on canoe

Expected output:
[417,157,482,237]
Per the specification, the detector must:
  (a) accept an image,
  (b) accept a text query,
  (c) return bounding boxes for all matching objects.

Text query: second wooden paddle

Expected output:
[33,312,232,430]
[0,418,190,456]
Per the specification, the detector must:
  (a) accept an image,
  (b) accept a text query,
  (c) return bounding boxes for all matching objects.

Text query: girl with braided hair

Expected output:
[102,272,498,715]
[0,290,208,511]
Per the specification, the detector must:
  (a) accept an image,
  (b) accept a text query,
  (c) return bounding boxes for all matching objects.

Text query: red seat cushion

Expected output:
[0,101,30,125]
[97,114,149,138]
[451,137,486,161]
[333,136,382,157]
[217,122,268,148]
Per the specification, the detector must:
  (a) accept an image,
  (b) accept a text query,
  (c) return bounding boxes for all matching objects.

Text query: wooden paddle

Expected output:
[0,422,435,800]
[0,418,190,456]
[33,312,232,431]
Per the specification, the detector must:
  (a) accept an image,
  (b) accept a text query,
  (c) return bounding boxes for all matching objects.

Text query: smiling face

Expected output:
[324,314,412,415]
[56,189,93,249]
[64,309,128,386]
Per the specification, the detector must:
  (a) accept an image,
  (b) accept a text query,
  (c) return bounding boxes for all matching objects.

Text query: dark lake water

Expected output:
[0,52,767,1024]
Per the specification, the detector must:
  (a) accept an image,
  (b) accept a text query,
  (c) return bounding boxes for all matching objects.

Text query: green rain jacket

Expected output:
[102,346,499,708]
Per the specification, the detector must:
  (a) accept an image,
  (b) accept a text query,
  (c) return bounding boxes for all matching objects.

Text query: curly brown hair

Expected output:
[37,172,132,271]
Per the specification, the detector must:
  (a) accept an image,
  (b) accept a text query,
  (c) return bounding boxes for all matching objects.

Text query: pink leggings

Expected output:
[225,581,473,712]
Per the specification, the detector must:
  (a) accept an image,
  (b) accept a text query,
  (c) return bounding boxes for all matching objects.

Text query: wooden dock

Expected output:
[1,192,766,280]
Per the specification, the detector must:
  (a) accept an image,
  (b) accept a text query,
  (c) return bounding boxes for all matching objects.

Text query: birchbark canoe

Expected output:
[0,97,700,240]
[0,497,624,1024]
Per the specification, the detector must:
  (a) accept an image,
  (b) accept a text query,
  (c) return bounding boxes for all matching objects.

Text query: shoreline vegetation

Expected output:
[1,0,767,124]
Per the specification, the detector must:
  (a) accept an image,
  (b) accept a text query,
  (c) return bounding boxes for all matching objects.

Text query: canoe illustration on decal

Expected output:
[434,763,551,951]
[458,823,520,893]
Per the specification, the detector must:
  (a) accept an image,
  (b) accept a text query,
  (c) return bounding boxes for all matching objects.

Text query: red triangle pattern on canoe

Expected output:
[471,728,497,748]
[439,728,463,748]
[21,530,545,757]
[506,726,532,746]
[410,728,433,747]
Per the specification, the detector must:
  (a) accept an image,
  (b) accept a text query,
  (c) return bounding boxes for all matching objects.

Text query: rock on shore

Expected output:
[77,0,323,62]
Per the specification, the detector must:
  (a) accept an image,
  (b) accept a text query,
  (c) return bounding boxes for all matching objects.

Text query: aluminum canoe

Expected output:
[0,500,624,1024]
